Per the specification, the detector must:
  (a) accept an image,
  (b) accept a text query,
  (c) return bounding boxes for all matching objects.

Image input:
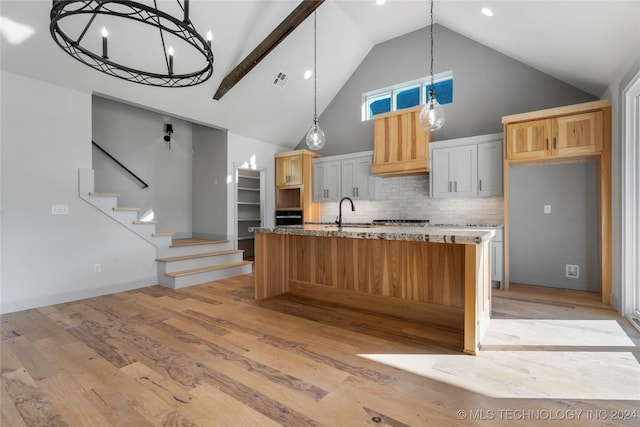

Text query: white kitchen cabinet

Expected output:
[491,227,504,287]
[313,160,341,202]
[431,145,477,198]
[341,155,373,200]
[430,133,503,198]
[314,152,376,202]
[478,141,503,197]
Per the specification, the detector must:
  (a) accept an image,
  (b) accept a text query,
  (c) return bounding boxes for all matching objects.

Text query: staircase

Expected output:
[79,169,253,289]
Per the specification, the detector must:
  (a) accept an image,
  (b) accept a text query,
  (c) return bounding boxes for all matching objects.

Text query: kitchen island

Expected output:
[251,224,494,355]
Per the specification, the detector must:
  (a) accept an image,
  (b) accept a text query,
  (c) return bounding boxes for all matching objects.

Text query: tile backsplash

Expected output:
[319,174,504,225]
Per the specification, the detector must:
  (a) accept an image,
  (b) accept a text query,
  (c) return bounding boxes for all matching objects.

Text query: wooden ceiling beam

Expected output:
[213,0,325,100]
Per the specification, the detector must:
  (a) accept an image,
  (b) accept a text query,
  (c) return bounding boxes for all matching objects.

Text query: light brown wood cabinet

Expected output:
[276,154,302,186]
[275,150,320,221]
[505,110,603,161]
[372,105,430,176]
[502,100,612,304]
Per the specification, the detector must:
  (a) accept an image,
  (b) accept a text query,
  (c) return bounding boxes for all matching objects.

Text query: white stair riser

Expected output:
[157,253,244,274]
[159,263,253,289]
[130,223,156,235]
[151,235,173,248]
[87,196,119,211]
[158,241,234,258]
[109,210,138,223]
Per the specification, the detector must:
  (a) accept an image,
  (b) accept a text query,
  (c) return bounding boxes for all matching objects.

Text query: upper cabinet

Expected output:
[341,156,374,200]
[372,105,430,177]
[275,150,320,221]
[430,133,503,198]
[313,160,341,202]
[431,145,477,198]
[477,141,503,197]
[313,152,376,202]
[276,153,303,186]
[504,104,604,161]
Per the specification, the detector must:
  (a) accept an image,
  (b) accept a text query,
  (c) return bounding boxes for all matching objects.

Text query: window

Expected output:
[366,93,391,117]
[362,71,453,120]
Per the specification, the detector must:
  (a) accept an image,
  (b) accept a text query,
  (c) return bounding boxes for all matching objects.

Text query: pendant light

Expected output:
[306,11,325,150]
[420,0,445,131]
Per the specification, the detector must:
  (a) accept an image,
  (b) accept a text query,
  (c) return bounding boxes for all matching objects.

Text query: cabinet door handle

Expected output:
[448,181,452,192]
[356,187,359,197]
[553,138,557,150]
[454,181,458,192]
[546,139,549,150]
[479,179,482,191]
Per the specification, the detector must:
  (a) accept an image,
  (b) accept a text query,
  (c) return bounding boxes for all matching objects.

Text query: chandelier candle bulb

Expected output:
[206,31,212,48]
[168,47,174,75]
[184,0,189,22]
[101,27,108,59]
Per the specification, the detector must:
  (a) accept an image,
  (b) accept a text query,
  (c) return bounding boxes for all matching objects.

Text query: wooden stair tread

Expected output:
[134,220,158,224]
[164,261,253,278]
[113,207,140,212]
[156,250,244,263]
[170,238,229,247]
[88,192,120,197]
[152,232,174,237]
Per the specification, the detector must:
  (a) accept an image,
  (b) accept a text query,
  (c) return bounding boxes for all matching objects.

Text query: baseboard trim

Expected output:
[0,277,157,314]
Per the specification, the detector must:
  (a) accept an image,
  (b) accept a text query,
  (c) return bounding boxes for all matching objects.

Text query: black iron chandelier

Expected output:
[50,0,214,87]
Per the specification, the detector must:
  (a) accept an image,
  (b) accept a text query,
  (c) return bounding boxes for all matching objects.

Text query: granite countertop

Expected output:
[250,224,495,244]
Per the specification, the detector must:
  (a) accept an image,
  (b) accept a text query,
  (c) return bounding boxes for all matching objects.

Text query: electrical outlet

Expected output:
[544,205,551,214]
[51,204,69,215]
[566,264,579,278]
[93,264,101,274]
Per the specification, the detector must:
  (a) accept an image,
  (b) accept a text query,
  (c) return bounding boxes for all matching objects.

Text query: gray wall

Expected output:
[193,125,228,240]
[298,24,596,156]
[92,96,194,237]
[509,162,600,291]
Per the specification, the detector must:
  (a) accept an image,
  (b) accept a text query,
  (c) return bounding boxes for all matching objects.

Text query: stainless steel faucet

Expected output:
[336,197,355,229]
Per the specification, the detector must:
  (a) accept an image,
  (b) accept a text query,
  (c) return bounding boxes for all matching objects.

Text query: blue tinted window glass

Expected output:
[370,97,391,117]
[425,78,453,105]
[395,87,420,109]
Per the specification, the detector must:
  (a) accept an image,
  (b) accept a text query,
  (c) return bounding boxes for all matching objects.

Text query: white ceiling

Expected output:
[1,1,639,147]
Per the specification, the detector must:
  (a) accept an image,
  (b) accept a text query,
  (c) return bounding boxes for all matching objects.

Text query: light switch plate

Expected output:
[51,204,69,215]
[544,205,551,214]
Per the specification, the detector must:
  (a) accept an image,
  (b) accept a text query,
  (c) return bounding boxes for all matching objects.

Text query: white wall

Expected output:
[607,53,640,311]
[226,133,290,238]
[0,71,157,313]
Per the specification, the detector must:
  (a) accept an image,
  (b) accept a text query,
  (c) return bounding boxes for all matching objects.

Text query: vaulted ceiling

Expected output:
[1,1,638,147]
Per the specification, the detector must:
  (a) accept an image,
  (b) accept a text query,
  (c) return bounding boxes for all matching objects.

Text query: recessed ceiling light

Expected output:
[481,7,494,17]
[304,70,312,80]
[376,0,386,5]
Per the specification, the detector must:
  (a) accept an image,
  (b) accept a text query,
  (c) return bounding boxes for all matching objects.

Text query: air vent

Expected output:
[272,71,289,89]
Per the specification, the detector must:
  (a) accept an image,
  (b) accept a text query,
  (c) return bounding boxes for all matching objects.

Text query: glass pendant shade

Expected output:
[306,122,325,150]
[420,90,445,131]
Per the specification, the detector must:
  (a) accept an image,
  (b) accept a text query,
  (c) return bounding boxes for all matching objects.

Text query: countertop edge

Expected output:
[250,225,495,244]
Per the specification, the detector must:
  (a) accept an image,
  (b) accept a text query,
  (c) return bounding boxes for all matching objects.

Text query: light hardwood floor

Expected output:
[1,276,639,426]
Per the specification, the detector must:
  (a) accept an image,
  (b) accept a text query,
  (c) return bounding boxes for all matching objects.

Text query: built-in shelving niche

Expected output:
[235,168,265,260]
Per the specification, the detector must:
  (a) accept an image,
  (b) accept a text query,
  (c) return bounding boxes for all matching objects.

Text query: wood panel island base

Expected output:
[252,225,494,355]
